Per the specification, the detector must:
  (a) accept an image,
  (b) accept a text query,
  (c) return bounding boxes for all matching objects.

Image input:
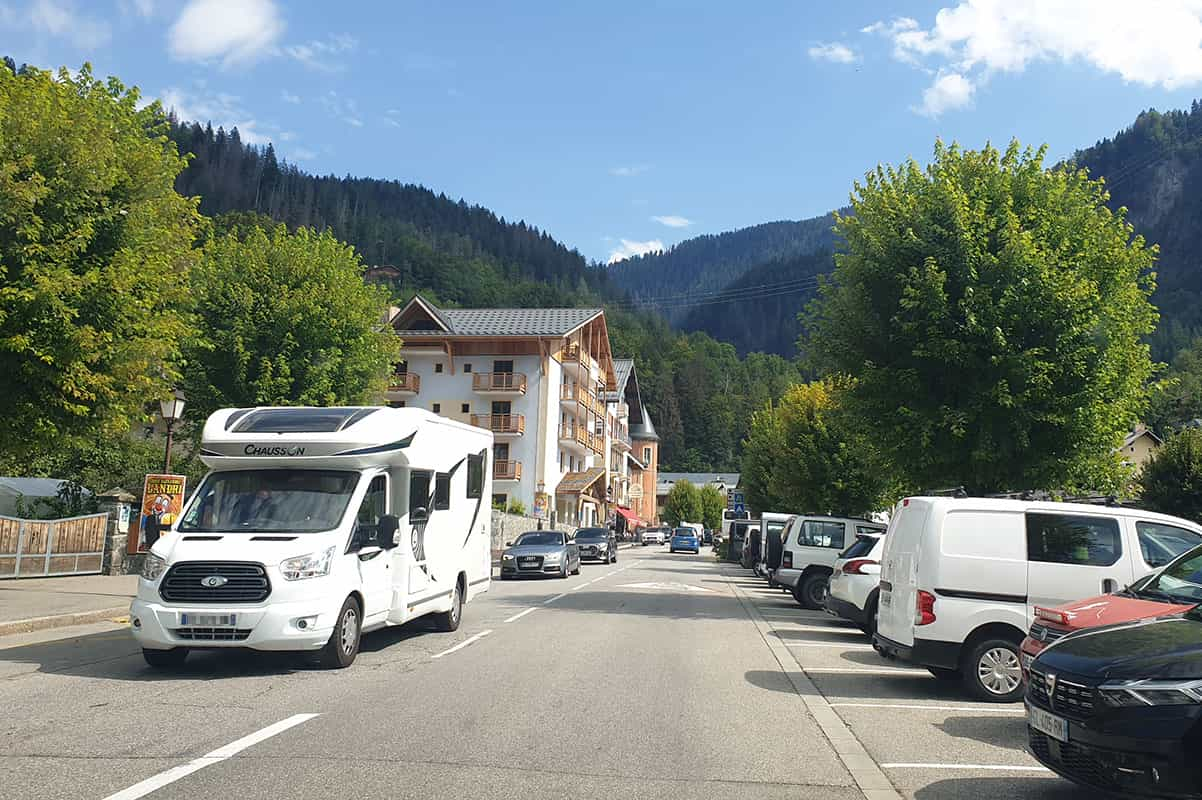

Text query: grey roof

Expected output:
[395,297,602,337]
[656,473,740,493]
[612,359,634,394]
[630,403,658,441]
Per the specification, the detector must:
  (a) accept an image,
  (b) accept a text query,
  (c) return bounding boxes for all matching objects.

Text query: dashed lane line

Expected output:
[504,608,536,624]
[430,630,492,659]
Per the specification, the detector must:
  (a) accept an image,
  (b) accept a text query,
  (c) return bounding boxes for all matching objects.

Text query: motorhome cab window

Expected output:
[434,473,451,510]
[179,470,358,533]
[354,475,387,545]
[1026,513,1122,566]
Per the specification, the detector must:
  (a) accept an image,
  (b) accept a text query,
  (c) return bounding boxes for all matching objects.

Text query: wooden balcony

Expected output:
[559,384,604,416]
[472,372,527,394]
[559,423,590,453]
[385,373,420,395]
[494,460,522,481]
[470,414,525,435]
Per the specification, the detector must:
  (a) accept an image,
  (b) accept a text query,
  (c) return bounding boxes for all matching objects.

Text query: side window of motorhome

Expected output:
[434,473,451,510]
[799,520,846,549]
[1026,513,1122,566]
[353,475,387,546]
[1136,521,1201,568]
[467,453,485,498]
[410,471,432,516]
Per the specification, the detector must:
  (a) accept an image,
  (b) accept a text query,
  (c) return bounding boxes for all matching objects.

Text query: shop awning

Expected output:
[615,507,641,526]
[555,467,605,495]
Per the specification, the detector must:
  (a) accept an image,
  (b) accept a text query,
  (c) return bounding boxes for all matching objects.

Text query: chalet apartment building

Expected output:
[385,296,659,529]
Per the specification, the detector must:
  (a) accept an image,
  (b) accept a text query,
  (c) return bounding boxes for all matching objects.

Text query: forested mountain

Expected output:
[607,215,837,322]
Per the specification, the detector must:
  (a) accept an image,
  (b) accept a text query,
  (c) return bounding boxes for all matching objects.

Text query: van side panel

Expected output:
[937,510,1027,599]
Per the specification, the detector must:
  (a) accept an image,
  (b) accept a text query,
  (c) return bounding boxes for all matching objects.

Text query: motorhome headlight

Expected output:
[1099,679,1202,707]
[280,546,335,581]
[141,552,167,582]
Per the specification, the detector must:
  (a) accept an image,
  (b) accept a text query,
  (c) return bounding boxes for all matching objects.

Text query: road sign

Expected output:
[733,502,745,514]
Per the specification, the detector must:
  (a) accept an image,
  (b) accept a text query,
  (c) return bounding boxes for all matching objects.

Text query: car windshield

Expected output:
[1133,546,1202,604]
[575,529,607,540]
[514,532,564,546]
[178,469,360,533]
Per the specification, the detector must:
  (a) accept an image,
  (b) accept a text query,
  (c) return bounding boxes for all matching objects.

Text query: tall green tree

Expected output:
[1147,337,1202,434]
[698,484,726,530]
[0,64,201,456]
[182,224,399,422]
[1141,428,1202,523]
[804,141,1158,493]
[663,479,702,527]
[741,379,896,515]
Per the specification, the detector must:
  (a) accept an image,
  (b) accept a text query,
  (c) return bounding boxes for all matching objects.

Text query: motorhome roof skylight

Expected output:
[231,407,379,433]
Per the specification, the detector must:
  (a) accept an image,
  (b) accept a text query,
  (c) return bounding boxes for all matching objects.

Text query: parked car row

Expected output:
[736,494,1202,797]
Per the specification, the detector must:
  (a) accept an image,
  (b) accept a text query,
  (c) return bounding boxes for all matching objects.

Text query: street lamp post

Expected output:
[159,390,186,473]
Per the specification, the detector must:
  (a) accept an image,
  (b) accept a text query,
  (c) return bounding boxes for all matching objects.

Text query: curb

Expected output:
[0,606,129,639]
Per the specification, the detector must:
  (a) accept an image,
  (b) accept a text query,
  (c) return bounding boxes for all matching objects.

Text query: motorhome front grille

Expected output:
[173,627,253,641]
[1029,670,1096,719]
[160,562,271,603]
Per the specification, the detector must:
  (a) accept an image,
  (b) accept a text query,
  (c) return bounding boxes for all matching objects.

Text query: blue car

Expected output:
[669,527,700,554]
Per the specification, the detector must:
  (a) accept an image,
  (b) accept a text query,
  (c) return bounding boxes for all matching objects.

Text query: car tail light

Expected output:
[902,498,910,507]
[1034,606,1069,625]
[783,551,792,568]
[915,590,936,626]
[842,559,877,575]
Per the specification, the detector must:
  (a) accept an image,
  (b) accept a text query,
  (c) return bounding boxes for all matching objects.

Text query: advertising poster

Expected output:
[533,491,549,520]
[138,474,187,551]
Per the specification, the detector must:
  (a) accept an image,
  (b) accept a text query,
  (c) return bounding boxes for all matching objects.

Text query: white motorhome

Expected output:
[130,406,493,669]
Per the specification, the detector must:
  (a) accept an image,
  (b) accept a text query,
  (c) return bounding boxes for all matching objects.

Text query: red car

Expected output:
[1020,545,1202,673]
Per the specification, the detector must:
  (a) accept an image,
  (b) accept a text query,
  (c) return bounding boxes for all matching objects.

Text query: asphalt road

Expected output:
[0,547,1092,800]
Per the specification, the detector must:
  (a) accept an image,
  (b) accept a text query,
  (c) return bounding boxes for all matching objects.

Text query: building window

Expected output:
[434,363,444,374]
[643,446,652,463]
[557,450,562,467]
[432,403,441,413]
[464,363,472,373]
[461,403,470,414]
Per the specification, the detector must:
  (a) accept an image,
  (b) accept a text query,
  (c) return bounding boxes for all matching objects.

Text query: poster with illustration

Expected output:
[138,474,186,551]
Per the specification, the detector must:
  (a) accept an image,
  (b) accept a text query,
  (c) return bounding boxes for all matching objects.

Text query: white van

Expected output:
[130,406,493,670]
[875,496,1202,702]
[776,515,887,607]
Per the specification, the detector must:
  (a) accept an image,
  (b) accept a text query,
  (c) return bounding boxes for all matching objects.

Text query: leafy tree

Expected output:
[804,141,1158,494]
[698,484,725,530]
[663,479,702,527]
[506,499,527,516]
[741,379,896,515]
[182,224,399,422]
[1147,337,1202,434]
[0,64,202,457]
[1141,428,1202,523]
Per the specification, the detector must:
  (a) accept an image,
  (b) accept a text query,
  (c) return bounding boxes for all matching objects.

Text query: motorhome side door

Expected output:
[350,473,393,623]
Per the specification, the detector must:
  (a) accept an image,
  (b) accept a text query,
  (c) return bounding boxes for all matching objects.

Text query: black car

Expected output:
[1026,611,1202,798]
[573,527,617,564]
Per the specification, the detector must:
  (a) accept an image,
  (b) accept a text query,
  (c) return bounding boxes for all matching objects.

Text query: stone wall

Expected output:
[489,510,543,558]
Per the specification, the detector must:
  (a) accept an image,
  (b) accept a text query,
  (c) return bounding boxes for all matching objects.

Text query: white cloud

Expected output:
[160,87,271,145]
[609,165,650,177]
[916,72,975,116]
[383,116,401,128]
[168,0,283,68]
[280,90,301,104]
[23,0,111,48]
[865,1,1202,115]
[319,90,363,127]
[606,238,665,264]
[285,32,357,71]
[651,215,693,228]
[808,41,858,64]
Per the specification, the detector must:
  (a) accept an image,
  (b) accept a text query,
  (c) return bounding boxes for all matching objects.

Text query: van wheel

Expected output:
[143,647,188,669]
[796,574,828,609]
[319,596,361,669]
[963,638,1024,702]
[434,579,463,632]
[861,597,879,638]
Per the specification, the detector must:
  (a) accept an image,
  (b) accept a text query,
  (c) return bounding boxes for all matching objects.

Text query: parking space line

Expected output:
[830,703,1025,714]
[805,667,931,675]
[504,608,536,623]
[771,624,864,634]
[784,641,876,650]
[881,763,1051,772]
[430,629,492,658]
[102,713,320,800]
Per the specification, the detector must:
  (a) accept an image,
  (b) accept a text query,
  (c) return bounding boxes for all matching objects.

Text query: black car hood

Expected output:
[1036,615,1202,680]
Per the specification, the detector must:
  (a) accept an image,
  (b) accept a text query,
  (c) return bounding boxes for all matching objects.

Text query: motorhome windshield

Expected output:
[179,469,360,533]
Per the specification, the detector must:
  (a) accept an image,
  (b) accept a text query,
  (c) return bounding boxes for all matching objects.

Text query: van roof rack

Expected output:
[920,487,968,498]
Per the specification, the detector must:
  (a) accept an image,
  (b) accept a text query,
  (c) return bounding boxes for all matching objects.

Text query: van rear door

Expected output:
[877,500,930,647]
[1026,511,1134,621]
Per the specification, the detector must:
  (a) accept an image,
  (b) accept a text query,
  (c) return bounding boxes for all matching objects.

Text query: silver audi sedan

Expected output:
[499,531,580,579]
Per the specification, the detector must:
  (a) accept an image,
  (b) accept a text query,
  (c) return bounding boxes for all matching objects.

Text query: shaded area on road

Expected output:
[911,775,1089,800]
[936,715,1032,752]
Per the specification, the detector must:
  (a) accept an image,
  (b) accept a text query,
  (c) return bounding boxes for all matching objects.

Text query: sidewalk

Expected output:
[0,574,137,637]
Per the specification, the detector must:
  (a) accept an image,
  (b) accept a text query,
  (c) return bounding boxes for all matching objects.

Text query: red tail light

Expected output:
[1035,606,1069,625]
[783,551,792,568]
[842,559,878,575]
[915,590,936,626]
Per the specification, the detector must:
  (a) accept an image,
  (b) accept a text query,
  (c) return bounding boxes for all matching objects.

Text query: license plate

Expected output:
[519,557,537,563]
[1021,651,1035,671]
[1027,702,1068,743]
[880,591,891,607]
[180,613,237,627]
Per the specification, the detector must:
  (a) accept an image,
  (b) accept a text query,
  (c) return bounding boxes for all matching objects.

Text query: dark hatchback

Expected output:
[1026,612,1202,798]
[574,527,617,563]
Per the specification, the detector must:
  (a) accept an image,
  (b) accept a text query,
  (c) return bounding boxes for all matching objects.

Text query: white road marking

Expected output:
[101,713,320,800]
[431,629,492,658]
[804,667,931,676]
[504,608,536,623]
[543,593,568,605]
[830,703,1025,714]
[783,641,876,650]
[771,624,863,634]
[881,763,1051,772]
[618,581,714,593]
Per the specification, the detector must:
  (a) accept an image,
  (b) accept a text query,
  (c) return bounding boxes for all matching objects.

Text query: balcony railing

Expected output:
[470,414,525,435]
[494,460,522,480]
[472,372,527,394]
[559,424,589,448]
[386,373,420,393]
[559,384,604,416]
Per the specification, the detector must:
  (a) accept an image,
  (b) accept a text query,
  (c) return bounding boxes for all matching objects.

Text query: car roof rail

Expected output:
[919,486,968,498]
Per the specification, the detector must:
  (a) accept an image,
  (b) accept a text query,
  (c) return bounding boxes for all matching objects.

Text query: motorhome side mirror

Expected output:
[411,506,428,524]
[377,515,399,548]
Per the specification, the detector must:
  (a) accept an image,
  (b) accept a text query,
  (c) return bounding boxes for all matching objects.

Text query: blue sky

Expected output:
[7,0,1202,264]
